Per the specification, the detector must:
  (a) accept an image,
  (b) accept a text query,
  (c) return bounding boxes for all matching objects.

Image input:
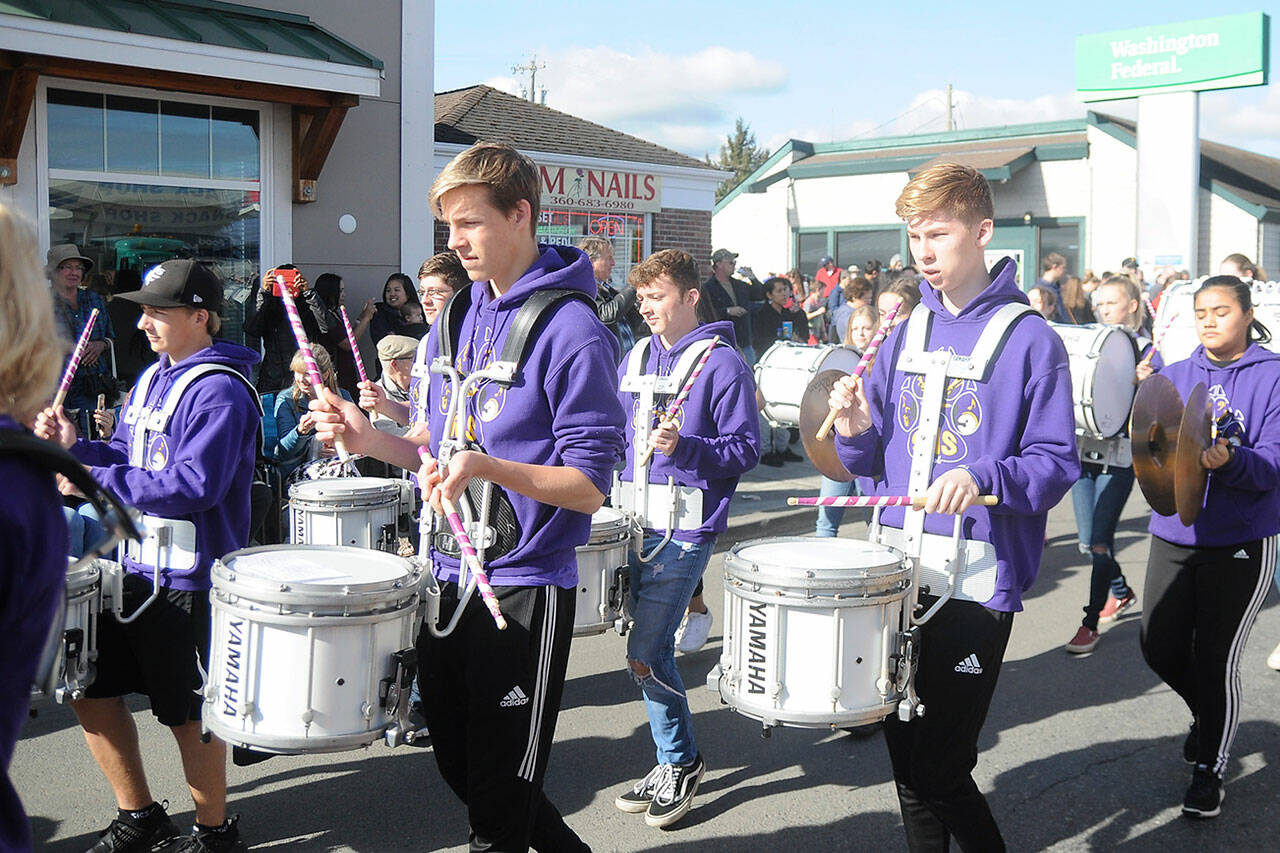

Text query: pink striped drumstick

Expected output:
[637,335,721,468]
[417,446,507,630]
[339,306,368,384]
[279,284,349,459]
[1141,310,1180,367]
[787,494,999,509]
[815,297,905,441]
[52,308,100,409]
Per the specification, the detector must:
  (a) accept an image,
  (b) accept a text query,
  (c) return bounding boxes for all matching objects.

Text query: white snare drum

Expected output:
[203,545,420,754]
[573,507,632,636]
[1049,323,1138,439]
[713,537,911,729]
[289,477,402,551]
[33,558,108,702]
[754,342,860,427]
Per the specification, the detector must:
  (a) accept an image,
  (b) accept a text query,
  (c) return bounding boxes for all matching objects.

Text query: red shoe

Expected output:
[1065,626,1100,654]
[1099,592,1137,624]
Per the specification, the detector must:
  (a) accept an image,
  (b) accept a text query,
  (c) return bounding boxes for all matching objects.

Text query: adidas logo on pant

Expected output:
[954,654,983,675]
[500,686,530,708]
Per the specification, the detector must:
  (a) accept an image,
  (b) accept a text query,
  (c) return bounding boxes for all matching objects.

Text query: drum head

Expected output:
[219,545,411,590]
[65,556,102,593]
[1090,328,1139,437]
[727,536,908,593]
[289,477,400,503]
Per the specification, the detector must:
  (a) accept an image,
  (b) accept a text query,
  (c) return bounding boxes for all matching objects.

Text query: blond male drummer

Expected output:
[611,250,759,828]
[828,163,1078,851]
[35,261,260,853]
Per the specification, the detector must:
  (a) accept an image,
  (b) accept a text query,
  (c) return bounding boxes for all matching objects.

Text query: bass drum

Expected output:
[1152,280,1201,365]
[754,342,860,428]
[1049,323,1138,439]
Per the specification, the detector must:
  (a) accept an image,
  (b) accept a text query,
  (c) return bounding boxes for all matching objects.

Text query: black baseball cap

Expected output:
[117,259,223,312]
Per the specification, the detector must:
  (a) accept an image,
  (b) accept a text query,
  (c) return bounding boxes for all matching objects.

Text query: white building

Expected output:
[713,112,1280,285]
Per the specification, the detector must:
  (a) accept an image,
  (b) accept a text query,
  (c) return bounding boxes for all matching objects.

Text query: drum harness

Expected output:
[417,284,594,638]
[119,361,262,623]
[614,336,709,563]
[0,430,142,701]
[871,301,1032,720]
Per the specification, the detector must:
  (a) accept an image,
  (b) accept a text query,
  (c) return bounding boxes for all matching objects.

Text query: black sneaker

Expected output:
[759,452,783,468]
[87,802,179,853]
[162,816,247,853]
[615,764,664,813]
[644,754,705,828]
[1183,720,1198,765]
[1182,765,1224,819]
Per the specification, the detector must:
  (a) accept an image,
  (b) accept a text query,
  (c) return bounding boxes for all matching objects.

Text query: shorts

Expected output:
[85,572,210,727]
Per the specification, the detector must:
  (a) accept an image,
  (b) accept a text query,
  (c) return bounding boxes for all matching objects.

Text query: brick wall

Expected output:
[432,218,450,254]
[651,207,714,279]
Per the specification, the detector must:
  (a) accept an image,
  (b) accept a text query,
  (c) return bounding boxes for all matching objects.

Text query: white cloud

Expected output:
[1199,85,1280,158]
[483,45,787,155]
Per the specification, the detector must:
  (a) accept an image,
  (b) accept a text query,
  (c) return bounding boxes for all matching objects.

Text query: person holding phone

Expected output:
[244,264,330,393]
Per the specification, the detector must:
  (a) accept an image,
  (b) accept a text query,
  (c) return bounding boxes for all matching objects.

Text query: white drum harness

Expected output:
[613,336,708,562]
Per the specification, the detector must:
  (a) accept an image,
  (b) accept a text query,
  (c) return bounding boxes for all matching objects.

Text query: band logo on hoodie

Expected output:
[1208,384,1245,443]
[147,435,170,470]
[439,328,508,444]
[898,373,983,463]
[631,399,686,436]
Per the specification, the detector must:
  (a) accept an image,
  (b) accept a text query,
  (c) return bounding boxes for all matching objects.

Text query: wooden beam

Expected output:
[0,59,40,185]
[292,105,349,203]
[0,52,357,111]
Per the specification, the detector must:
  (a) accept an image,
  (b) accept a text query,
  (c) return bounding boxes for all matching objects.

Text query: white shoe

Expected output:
[676,609,713,653]
[1267,641,1280,671]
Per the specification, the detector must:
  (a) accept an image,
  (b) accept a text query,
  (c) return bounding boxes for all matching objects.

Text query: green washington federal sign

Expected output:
[1076,12,1269,102]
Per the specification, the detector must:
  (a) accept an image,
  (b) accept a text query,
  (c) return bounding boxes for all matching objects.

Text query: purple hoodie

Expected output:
[0,419,68,853]
[835,258,1080,611]
[1148,343,1280,547]
[616,320,761,542]
[71,341,261,591]
[416,245,626,589]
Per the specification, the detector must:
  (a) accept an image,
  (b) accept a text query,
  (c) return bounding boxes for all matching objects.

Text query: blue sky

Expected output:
[435,2,1280,161]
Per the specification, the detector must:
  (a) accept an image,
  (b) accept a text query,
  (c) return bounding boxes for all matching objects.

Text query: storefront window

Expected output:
[45,86,264,346]
[836,228,903,272]
[535,209,647,287]
[1038,223,1082,278]
[796,232,827,277]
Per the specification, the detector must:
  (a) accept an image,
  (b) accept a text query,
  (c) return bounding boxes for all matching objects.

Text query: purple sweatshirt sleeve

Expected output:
[963,356,1080,514]
[670,353,760,477]
[85,382,259,516]
[546,336,627,496]
[1214,393,1280,493]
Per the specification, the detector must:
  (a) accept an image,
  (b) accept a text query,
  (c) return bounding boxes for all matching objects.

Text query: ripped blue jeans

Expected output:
[626,533,714,766]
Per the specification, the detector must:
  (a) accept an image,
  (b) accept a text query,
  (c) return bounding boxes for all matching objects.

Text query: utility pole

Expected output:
[946,84,954,131]
[512,54,546,103]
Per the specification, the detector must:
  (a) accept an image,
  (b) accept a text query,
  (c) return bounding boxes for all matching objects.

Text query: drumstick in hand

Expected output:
[637,335,721,468]
[815,298,904,441]
[280,285,349,460]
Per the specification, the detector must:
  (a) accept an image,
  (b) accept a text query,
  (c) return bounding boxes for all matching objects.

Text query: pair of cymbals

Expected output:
[1130,375,1211,525]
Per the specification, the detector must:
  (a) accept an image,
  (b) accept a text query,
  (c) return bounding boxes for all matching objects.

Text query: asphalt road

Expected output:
[14,474,1280,852]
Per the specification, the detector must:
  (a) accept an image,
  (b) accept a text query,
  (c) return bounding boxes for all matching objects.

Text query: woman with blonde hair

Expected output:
[0,203,72,852]
[272,343,352,479]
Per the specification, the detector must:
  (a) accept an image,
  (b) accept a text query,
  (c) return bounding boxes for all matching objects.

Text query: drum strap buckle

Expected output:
[895,626,925,722]
[380,647,420,748]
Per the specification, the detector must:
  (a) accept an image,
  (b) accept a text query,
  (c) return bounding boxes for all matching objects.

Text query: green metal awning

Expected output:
[0,0,382,70]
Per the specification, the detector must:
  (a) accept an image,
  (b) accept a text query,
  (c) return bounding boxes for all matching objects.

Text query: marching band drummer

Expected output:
[0,205,71,853]
[1138,275,1280,819]
[309,142,625,852]
[35,260,260,853]
[611,250,759,828]
[827,164,1078,852]
[1064,275,1164,654]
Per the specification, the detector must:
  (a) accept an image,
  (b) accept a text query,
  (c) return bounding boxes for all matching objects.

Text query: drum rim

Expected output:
[215,545,418,607]
[727,535,909,574]
[288,477,402,502]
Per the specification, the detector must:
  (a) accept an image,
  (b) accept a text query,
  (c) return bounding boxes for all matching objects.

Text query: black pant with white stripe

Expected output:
[1141,534,1276,777]
[418,581,587,853]
[883,596,1014,853]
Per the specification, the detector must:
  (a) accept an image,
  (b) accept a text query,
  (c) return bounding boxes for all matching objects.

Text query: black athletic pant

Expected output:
[418,581,588,853]
[1141,534,1276,777]
[883,596,1014,853]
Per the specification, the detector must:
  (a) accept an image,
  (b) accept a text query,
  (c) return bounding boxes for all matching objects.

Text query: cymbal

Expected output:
[1175,382,1211,526]
[1130,374,1181,516]
[799,369,853,482]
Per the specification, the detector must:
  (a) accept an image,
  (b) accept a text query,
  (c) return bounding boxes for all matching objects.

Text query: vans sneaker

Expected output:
[87,801,179,853]
[615,764,665,813]
[1098,592,1137,623]
[1065,626,1100,654]
[645,754,705,828]
[1181,765,1224,818]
